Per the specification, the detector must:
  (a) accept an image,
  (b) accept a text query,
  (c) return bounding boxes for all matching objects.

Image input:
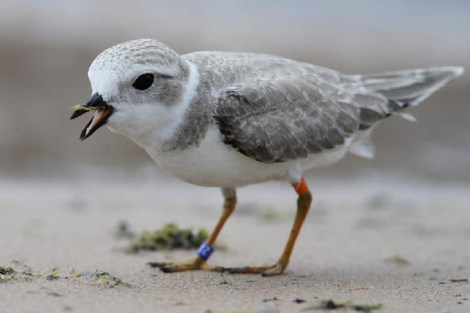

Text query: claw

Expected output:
[160,267,174,273]
[148,257,217,273]
[214,262,285,276]
[261,263,285,276]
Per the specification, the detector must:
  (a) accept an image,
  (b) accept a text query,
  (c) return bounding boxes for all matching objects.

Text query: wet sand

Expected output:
[1,176,469,312]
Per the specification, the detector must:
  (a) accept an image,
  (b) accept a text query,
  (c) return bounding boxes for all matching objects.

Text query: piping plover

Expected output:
[71,39,463,275]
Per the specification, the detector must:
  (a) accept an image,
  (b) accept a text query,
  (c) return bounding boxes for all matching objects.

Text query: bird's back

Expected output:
[183,51,344,94]
[183,51,463,165]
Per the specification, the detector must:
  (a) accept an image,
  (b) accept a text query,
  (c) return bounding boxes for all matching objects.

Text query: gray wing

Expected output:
[214,77,370,163]
[212,62,463,164]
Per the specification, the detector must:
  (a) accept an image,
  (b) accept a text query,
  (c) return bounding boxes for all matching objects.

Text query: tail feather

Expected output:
[360,66,464,108]
[347,66,463,159]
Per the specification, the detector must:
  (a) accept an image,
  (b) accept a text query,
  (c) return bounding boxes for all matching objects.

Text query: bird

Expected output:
[70,38,463,276]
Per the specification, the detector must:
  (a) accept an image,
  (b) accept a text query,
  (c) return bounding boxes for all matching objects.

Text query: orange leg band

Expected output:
[292,178,309,196]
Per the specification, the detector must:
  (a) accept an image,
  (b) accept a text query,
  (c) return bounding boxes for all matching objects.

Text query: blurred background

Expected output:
[0,0,469,183]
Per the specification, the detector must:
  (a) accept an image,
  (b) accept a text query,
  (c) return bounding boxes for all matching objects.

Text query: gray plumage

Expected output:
[176,52,462,163]
[88,39,463,163]
[78,39,464,276]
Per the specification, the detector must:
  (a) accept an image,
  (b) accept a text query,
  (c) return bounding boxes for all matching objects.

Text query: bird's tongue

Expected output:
[80,107,113,141]
[89,110,108,131]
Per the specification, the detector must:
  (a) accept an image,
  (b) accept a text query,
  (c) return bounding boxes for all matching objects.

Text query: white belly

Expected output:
[146,127,351,187]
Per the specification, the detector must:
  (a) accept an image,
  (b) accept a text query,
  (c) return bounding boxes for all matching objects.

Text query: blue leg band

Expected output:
[197,242,214,261]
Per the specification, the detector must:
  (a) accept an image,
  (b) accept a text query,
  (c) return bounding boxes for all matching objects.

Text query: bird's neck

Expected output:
[160,62,213,152]
[108,61,210,153]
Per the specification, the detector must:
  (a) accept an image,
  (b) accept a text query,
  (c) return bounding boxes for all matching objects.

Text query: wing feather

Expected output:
[214,78,361,163]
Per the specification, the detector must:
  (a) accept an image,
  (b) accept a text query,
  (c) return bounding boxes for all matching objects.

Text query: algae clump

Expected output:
[0,266,16,283]
[128,223,208,252]
[309,299,382,312]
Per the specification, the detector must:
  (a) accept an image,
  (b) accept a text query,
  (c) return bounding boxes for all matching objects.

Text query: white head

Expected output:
[71,39,198,147]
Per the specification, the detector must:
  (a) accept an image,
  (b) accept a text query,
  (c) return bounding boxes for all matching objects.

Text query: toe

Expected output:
[261,263,285,276]
[208,266,227,273]
[160,266,175,273]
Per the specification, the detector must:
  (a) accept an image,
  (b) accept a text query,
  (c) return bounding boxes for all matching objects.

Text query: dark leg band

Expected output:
[197,242,214,261]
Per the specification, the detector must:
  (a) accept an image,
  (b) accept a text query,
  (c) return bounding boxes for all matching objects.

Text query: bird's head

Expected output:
[71,39,194,142]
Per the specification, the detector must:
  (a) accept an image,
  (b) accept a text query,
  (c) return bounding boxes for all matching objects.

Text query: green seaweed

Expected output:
[127,223,209,252]
[46,267,61,280]
[350,303,383,312]
[90,271,128,287]
[69,267,81,276]
[0,265,43,283]
[0,266,15,275]
[0,275,12,283]
[0,264,127,287]
[72,104,98,111]
[307,299,382,312]
[0,267,15,283]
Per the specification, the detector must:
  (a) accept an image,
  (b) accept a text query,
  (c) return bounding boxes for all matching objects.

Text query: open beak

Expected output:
[70,93,113,141]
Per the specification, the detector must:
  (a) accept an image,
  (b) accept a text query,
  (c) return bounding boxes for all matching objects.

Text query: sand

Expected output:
[0,176,469,313]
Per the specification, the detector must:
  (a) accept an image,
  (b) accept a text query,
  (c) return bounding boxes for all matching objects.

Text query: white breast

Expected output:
[146,126,352,188]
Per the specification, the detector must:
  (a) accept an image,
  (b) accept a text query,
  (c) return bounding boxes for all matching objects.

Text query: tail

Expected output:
[347,66,464,159]
[359,66,464,110]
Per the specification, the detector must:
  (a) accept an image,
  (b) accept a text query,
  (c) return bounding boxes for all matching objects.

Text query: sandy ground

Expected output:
[1,176,469,313]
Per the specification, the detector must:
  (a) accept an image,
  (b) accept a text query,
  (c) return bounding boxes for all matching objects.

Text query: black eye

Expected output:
[132,73,154,90]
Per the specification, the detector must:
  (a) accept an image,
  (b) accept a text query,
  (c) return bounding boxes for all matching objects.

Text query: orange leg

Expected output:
[148,188,237,272]
[221,178,312,276]
[150,179,313,276]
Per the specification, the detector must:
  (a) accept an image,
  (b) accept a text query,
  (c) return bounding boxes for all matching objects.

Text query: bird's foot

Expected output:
[148,257,218,273]
[148,258,286,276]
[219,260,286,276]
